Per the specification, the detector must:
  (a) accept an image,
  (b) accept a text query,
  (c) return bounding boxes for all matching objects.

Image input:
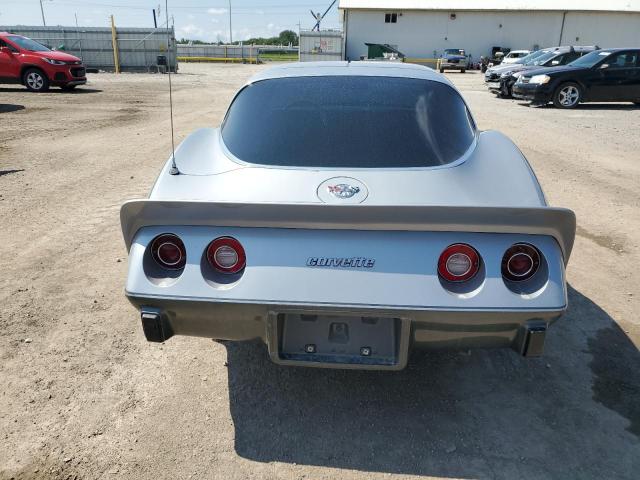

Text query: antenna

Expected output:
[310,0,337,31]
[165,0,179,175]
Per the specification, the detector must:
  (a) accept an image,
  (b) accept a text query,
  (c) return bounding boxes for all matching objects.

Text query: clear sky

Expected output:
[0,1,341,42]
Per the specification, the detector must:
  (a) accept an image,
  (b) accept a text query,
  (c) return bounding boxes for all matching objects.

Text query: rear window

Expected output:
[221,76,476,168]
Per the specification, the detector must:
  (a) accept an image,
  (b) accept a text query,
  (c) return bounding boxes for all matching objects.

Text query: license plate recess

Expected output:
[267,312,410,370]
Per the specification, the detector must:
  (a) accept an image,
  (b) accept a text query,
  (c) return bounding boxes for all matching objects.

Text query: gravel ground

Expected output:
[1,64,638,480]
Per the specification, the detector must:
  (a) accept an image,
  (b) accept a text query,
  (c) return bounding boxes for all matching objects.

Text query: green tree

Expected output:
[278,30,298,46]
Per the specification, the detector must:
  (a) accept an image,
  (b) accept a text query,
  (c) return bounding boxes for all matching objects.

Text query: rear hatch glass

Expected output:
[221,75,476,168]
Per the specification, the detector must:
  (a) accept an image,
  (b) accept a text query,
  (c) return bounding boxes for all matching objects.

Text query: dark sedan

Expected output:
[512,49,640,108]
[491,46,596,98]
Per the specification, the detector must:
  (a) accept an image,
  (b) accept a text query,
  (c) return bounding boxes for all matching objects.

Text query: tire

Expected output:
[439,68,444,74]
[461,68,466,73]
[553,82,581,109]
[61,84,77,91]
[23,68,50,92]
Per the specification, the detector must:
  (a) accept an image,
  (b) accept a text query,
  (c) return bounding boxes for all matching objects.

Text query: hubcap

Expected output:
[27,72,44,90]
[559,86,579,106]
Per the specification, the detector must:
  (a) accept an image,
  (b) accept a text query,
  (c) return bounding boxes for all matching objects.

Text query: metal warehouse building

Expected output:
[339,0,640,62]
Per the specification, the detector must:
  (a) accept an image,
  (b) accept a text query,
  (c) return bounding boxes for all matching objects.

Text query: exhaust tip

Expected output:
[514,322,547,357]
[141,309,174,343]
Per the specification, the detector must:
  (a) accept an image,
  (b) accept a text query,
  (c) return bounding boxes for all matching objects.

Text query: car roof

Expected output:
[247,61,453,87]
[596,47,640,52]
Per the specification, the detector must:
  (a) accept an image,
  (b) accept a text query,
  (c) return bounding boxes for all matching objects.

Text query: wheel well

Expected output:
[20,65,49,83]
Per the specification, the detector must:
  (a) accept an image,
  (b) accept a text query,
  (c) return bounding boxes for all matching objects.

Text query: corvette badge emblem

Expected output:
[327,184,361,199]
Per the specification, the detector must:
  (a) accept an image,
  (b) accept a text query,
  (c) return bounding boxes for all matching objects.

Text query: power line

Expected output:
[5,1,332,10]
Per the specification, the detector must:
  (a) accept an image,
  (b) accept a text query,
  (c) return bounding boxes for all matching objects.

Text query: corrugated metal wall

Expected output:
[299,30,343,62]
[177,44,298,63]
[0,26,177,72]
[178,44,259,60]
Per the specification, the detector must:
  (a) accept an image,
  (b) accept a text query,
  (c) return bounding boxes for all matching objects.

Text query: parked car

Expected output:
[483,48,552,82]
[120,62,576,370]
[439,48,469,73]
[501,50,531,64]
[513,48,640,108]
[0,32,86,92]
[491,46,597,98]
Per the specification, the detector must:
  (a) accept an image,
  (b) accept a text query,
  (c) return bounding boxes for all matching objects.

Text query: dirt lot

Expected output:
[1,64,639,480]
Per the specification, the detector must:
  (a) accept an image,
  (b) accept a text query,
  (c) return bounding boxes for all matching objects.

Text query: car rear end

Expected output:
[123,205,573,370]
[122,63,575,369]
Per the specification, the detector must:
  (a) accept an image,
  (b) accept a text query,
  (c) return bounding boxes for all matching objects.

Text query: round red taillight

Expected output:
[502,243,540,282]
[438,244,480,282]
[151,234,186,270]
[207,237,246,274]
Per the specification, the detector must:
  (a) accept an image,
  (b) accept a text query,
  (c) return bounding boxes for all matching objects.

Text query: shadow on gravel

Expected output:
[225,285,639,479]
[0,169,24,177]
[0,104,25,113]
[0,87,102,94]
[517,102,640,110]
[573,103,640,110]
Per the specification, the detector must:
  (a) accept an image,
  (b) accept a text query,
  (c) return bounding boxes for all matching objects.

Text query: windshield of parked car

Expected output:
[520,50,548,65]
[445,49,465,56]
[567,50,610,68]
[222,76,476,168]
[531,51,559,65]
[7,35,50,52]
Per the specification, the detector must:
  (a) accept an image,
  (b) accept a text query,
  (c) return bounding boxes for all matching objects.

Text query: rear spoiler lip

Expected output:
[126,291,568,312]
[120,200,576,263]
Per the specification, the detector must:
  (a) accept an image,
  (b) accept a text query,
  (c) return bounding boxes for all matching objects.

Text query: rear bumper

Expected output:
[128,294,563,368]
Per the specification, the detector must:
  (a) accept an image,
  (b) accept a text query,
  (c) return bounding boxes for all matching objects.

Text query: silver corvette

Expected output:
[121,62,576,370]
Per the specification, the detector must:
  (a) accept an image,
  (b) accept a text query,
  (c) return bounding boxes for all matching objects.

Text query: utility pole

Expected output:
[75,12,83,61]
[39,0,47,26]
[228,0,233,44]
[110,15,120,74]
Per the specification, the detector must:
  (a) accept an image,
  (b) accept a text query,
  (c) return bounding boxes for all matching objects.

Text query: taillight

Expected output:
[438,244,480,282]
[207,237,246,274]
[151,234,186,270]
[502,243,540,281]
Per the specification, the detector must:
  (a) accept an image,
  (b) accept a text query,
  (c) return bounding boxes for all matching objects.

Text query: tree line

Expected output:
[178,30,298,46]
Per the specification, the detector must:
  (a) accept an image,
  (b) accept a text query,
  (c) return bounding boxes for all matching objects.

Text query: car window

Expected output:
[532,51,557,65]
[222,76,476,168]
[6,35,50,52]
[545,54,563,65]
[0,39,18,53]
[567,50,609,68]
[607,51,638,69]
[522,50,549,65]
[563,52,581,63]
